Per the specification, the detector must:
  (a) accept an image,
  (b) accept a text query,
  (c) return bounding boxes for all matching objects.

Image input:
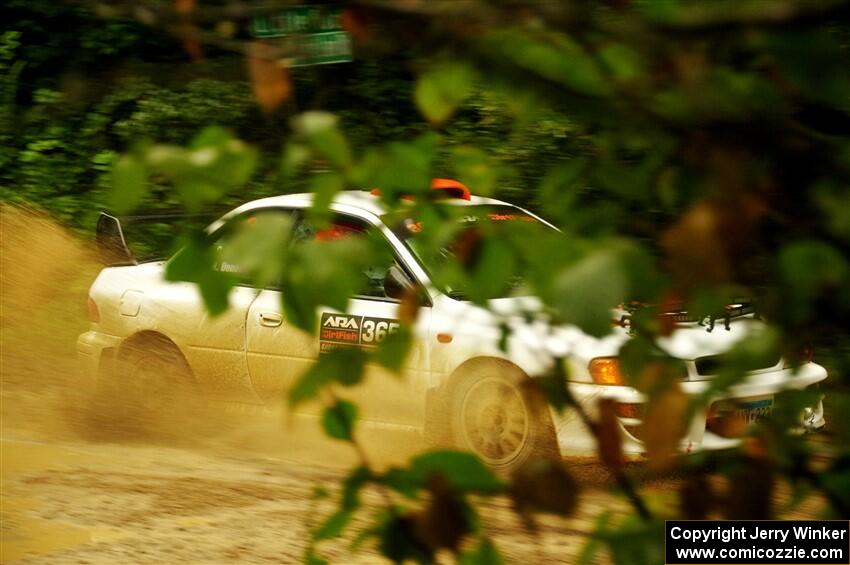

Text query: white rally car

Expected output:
[78,180,827,469]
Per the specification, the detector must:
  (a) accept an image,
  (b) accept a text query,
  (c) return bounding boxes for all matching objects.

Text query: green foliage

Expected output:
[281,236,375,331]
[114,126,258,213]
[509,457,580,517]
[353,132,440,201]
[389,450,504,496]
[701,327,782,400]
[374,325,413,372]
[289,347,366,407]
[322,399,358,442]
[108,155,146,214]
[291,112,353,171]
[460,538,503,565]
[414,61,477,125]
[9,0,850,562]
[376,513,435,565]
[165,235,238,316]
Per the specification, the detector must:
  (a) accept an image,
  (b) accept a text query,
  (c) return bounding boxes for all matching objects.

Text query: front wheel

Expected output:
[450,363,559,472]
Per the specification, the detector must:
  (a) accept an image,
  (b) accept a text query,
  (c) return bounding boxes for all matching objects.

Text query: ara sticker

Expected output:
[320,312,400,353]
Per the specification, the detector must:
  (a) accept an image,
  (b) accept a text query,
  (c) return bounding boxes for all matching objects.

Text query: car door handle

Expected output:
[258,312,282,327]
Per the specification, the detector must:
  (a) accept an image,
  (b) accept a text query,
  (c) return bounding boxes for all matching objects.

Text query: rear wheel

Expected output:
[89,337,201,439]
[449,362,558,472]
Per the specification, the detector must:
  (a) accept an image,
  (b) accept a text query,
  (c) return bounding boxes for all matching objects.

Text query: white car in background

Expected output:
[78,180,827,469]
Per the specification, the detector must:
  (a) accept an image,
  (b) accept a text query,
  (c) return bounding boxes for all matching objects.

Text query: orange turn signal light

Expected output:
[588,357,626,386]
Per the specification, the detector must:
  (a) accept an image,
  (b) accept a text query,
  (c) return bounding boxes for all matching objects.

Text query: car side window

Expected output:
[212,208,296,287]
[295,215,408,300]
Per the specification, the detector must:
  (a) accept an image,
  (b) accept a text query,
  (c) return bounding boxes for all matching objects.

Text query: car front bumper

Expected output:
[551,362,828,455]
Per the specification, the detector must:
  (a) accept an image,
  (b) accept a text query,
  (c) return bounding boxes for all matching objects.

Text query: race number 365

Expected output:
[361,318,400,344]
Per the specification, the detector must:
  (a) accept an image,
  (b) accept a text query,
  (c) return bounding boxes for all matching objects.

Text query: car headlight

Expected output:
[588,357,626,386]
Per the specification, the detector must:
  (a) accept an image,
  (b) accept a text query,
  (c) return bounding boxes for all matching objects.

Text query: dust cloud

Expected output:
[0,205,429,564]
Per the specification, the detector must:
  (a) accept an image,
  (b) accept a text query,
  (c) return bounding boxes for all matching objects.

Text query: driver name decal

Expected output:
[320,313,399,353]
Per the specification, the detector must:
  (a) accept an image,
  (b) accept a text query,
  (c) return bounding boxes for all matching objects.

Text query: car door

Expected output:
[181,207,295,403]
[245,212,432,427]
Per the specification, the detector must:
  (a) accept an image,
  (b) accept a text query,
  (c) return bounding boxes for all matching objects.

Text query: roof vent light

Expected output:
[368,179,472,201]
[430,178,471,200]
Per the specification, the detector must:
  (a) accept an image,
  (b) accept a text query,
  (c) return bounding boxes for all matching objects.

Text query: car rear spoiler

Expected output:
[95,210,224,266]
[96,213,135,266]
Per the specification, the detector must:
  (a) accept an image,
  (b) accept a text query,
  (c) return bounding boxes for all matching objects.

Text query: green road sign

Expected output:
[251,5,352,66]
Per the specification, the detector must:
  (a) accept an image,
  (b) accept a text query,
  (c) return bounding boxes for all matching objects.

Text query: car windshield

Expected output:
[389,204,557,299]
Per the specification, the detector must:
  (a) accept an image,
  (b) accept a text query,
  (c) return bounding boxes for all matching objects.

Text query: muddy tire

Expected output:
[449,361,558,472]
[88,337,201,439]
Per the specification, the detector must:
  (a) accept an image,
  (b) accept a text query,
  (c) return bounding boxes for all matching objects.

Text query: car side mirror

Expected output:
[384,265,414,300]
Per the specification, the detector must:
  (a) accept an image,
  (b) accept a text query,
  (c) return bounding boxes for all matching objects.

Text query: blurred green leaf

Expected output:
[292,111,352,170]
[378,514,434,565]
[304,549,328,565]
[217,212,292,289]
[415,61,476,124]
[814,182,850,242]
[353,133,440,199]
[386,451,504,497]
[312,466,371,542]
[165,235,238,316]
[313,509,355,541]
[309,172,345,222]
[604,516,665,565]
[482,30,610,97]
[451,146,498,196]
[538,159,587,218]
[190,124,230,149]
[137,127,257,212]
[292,111,337,137]
[108,154,147,213]
[509,457,580,516]
[768,30,850,109]
[282,237,374,332]
[281,143,310,178]
[598,44,643,83]
[289,348,366,407]
[342,465,371,511]
[704,326,781,399]
[577,512,612,565]
[779,241,850,324]
[322,399,358,442]
[550,247,628,337]
[414,474,475,552]
[467,238,517,303]
[375,325,412,372]
[771,389,823,432]
[460,538,503,565]
[652,69,782,123]
[534,360,571,413]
